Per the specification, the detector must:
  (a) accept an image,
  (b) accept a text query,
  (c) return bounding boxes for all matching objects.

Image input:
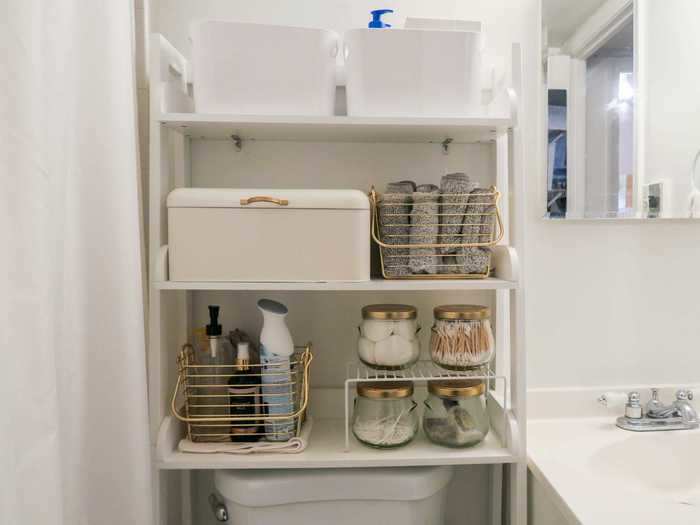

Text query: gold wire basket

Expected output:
[171,343,313,443]
[369,187,504,279]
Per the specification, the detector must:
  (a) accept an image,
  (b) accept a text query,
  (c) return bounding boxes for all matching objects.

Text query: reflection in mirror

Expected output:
[546,89,567,217]
[542,0,700,219]
[584,20,634,218]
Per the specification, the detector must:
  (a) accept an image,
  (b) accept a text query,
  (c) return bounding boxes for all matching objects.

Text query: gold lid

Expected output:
[428,379,485,398]
[433,304,490,320]
[357,380,414,399]
[362,304,417,320]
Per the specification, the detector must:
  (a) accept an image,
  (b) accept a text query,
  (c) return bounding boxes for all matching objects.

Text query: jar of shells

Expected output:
[430,305,494,370]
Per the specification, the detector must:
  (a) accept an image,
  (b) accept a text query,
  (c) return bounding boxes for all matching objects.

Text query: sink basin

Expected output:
[529,418,700,523]
[590,431,700,494]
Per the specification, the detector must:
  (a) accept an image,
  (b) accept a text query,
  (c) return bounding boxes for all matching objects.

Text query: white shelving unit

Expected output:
[149,33,526,525]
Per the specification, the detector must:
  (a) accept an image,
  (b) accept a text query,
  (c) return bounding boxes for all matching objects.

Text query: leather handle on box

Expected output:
[239,196,289,206]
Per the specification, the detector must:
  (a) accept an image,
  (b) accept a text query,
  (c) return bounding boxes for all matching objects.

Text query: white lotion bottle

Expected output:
[257,299,295,441]
[258,299,294,357]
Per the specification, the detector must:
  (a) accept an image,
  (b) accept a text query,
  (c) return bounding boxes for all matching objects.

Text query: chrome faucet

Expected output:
[670,389,698,425]
[599,388,699,432]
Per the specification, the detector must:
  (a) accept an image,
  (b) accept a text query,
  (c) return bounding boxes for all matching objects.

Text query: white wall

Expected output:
[527,219,700,387]
[637,0,700,218]
[542,0,607,46]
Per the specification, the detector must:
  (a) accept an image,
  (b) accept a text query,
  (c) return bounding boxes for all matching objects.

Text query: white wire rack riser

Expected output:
[343,361,508,451]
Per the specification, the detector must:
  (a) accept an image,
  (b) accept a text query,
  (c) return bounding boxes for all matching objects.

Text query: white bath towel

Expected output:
[178,416,313,455]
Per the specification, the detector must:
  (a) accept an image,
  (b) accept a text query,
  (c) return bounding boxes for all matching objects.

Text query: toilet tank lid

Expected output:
[214,466,453,507]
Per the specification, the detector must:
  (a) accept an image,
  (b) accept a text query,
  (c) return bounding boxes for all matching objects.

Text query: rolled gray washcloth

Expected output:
[378,181,415,277]
[396,180,416,192]
[438,173,477,255]
[408,184,440,274]
[440,255,460,274]
[456,188,496,275]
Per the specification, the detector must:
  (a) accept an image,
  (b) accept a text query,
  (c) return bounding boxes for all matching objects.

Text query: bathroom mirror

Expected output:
[542,0,700,219]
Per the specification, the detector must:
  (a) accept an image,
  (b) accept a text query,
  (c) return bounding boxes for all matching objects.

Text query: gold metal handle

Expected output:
[239,196,289,206]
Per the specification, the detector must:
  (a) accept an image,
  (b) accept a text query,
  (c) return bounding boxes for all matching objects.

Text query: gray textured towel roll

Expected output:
[408,184,440,274]
[439,255,460,274]
[456,188,496,275]
[379,181,414,277]
[438,173,477,255]
[386,181,415,194]
[395,180,417,192]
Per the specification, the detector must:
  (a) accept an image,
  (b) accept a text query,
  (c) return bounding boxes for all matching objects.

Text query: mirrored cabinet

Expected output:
[542,0,700,220]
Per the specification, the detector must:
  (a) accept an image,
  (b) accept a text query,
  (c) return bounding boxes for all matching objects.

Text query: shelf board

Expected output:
[159,113,512,143]
[153,277,517,291]
[156,416,515,470]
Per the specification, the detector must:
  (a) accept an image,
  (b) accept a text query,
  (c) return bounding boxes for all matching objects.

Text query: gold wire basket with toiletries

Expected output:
[171,343,313,443]
[369,187,504,279]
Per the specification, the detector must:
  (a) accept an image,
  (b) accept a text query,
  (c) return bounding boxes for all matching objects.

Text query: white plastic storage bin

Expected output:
[167,189,370,282]
[191,21,339,115]
[344,28,483,117]
[214,466,453,525]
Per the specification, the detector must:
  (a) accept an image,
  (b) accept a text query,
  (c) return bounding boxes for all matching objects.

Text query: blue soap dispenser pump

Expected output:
[368,9,393,28]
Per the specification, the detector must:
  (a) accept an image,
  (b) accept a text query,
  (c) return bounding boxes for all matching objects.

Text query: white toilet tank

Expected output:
[214,466,453,525]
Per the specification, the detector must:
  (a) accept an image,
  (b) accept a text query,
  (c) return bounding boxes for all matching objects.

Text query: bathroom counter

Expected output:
[528,416,700,524]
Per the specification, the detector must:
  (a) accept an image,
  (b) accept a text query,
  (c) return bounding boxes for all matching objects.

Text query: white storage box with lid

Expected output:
[344,27,483,117]
[166,189,370,282]
[191,20,339,115]
[214,466,453,525]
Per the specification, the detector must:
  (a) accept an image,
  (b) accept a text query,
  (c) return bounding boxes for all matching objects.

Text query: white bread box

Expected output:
[167,189,370,282]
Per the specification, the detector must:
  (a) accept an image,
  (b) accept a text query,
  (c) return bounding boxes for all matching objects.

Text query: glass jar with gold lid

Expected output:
[430,304,494,370]
[352,380,418,448]
[357,304,420,370]
[423,379,489,448]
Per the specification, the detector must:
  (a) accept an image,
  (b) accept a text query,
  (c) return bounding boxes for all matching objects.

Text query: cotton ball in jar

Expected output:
[375,335,414,367]
[360,319,394,342]
[358,336,376,364]
[394,319,418,341]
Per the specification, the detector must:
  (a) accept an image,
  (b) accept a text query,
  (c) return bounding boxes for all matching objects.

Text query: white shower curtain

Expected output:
[2,1,153,524]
